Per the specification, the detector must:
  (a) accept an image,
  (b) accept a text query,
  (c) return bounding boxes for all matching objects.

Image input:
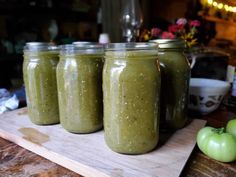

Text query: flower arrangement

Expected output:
[139,18,201,48]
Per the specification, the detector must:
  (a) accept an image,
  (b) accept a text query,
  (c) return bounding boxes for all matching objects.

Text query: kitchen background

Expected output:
[0,0,235,90]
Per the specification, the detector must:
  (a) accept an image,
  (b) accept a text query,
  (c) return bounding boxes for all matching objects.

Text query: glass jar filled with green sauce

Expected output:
[57,44,104,133]
[23,42,59,125]
[150,39,191,130]
[103,43,161,154]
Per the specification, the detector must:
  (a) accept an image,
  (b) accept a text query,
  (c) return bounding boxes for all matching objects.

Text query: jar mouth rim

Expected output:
[105,42,158,51]
[24,42,59,52]
[149,39,186,49]
[72,41,98,46]
[105,50,158,59]
[60,44,104,55]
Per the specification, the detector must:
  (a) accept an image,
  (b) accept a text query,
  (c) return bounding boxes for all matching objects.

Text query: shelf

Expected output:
[203,16,236,26]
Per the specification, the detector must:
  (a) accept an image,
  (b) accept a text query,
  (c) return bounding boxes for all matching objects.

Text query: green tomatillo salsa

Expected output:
[103,43,161,154]
[23,43,59,125]
[151,39,191,130]
[57,45,103,133]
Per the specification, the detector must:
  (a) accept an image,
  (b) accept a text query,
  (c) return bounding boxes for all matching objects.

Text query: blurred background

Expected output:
[0,0,236,91]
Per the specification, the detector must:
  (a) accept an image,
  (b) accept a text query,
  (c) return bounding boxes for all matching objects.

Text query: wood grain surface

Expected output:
[0,138,81,177]
[0,108,206,177]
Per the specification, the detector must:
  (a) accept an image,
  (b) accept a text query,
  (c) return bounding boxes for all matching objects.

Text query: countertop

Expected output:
[0,105,236,177]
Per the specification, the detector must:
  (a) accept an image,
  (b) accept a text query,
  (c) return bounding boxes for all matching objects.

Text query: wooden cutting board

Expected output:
[0,108,206,177]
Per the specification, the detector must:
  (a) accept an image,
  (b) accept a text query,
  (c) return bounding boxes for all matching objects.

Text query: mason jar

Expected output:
[150,39,191,130]
[23,42,59,125]
[103,43,161,154]
[57,44,104,133]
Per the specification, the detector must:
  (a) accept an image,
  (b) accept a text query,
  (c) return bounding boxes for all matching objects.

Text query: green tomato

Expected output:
[197,126,236,162]
[226,119,236,138]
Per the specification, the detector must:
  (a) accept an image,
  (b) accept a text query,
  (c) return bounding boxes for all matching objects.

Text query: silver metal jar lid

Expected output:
[105,42,158,51]
[24,42,58,52]
[60,44,104,55]
[72,41,97,46]
[149,39,186,49]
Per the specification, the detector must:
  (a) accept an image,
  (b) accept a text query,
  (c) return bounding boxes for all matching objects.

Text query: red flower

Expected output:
[161,32,175,39]
[151,28,161,37]
[168,24,184,33]
[190,20,200,27]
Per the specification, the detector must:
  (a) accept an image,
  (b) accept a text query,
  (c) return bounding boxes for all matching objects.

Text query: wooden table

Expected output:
[0,106,236,177]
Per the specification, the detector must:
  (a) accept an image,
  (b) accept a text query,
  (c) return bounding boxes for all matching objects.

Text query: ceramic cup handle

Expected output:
[189,55,196,69]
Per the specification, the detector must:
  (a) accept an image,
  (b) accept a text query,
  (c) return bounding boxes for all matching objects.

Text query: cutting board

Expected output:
[0,108,206,177]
